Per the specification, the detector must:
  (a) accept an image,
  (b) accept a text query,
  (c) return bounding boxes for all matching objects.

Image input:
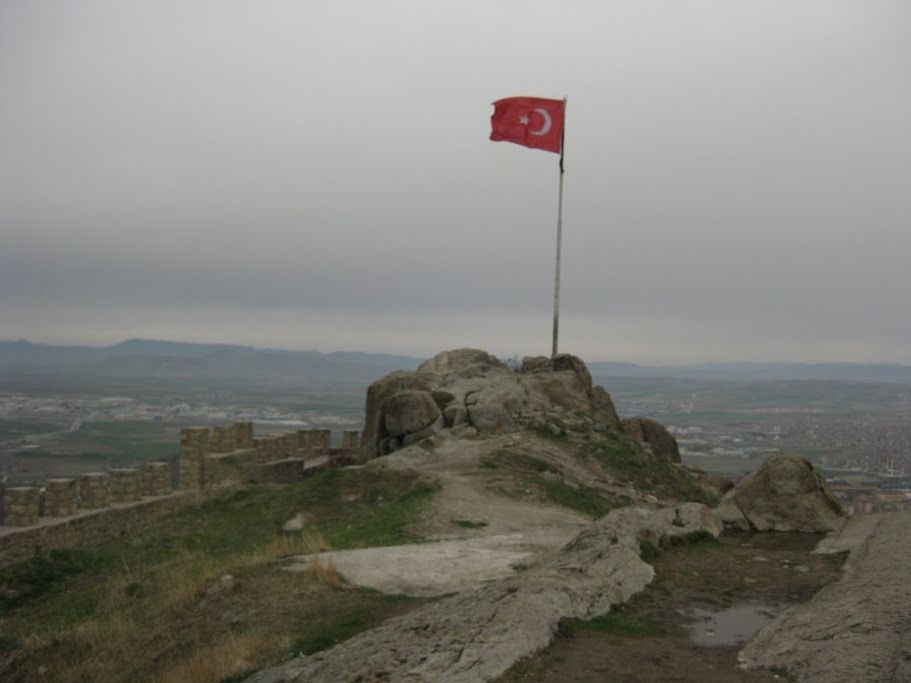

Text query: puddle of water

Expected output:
[683,604,784,647]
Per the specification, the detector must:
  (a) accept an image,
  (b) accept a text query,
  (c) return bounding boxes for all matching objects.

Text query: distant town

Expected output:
[3,375,909,516]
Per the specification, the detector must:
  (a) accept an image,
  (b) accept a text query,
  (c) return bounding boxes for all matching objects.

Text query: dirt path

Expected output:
[740,511,911,681]
[386,435,591,541]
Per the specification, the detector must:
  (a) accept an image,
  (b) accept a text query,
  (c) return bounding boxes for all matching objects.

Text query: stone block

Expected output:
[141,462,172,496]
[79,472,111,509]
[210,425,236,454]
[45,478,77,517]
[109,468,142,503]
[3,486,40,526]
[233,421,254,449]
[179,426,209,491]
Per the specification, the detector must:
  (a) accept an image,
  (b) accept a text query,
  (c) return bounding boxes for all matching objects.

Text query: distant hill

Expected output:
[587,360,911,384]
[0,339,423,388]
[2,339,909,387]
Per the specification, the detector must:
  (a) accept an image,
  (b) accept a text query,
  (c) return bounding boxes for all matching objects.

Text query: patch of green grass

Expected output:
[668,530,718,547]
[0,468,437,617]
[481,449,560,474]
[535,477,628,519]
[560,605,666,638]
[289,592,418,656]
[0,419,65,442]
[453,518,488,529]
[0,549,104,612]
[640,530,718,561]
[320,484,439,549]
[481,448,625,519]
[585,432,718,505]
[530,421,569,441]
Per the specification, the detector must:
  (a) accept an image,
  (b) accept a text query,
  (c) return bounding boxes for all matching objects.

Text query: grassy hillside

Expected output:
[0,468,438,683]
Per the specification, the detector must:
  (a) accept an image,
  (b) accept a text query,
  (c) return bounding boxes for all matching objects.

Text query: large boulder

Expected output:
[360,348,640,458]
[592,386,622,432]
[384,391,442,437]
[361,371,438,460]
[621,417,681,463]
[418,348,507,376]
[719,453,846,532]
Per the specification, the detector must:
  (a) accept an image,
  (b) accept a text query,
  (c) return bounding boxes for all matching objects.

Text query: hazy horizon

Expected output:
[5,335,911,370]
[3,1,909,364]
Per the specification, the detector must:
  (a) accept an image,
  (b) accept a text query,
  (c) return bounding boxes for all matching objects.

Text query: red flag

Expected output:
[490,96,564,155]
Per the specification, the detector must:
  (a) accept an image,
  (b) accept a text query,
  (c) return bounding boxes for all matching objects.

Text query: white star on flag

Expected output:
[518,115,529,125]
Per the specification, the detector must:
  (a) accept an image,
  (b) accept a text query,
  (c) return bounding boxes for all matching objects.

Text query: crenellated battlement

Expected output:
[180,423,361,492]
[0,423,361,565]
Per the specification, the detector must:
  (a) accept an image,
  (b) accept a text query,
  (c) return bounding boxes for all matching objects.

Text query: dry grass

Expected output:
[1,471,435,683]
[306,553,344,589]
[157,632,271,683]
[40,613,142,683]
[22,533,346,683]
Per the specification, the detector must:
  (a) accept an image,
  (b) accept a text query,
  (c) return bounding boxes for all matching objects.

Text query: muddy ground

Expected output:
[500,532,847,682]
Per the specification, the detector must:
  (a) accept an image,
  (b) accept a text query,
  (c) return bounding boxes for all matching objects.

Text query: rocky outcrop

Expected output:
[384,391,442,439]
[739,511,911,681]
[360,349,626,459]
[248,504,722,683]
[718,453,846,532]
[362,371,437,459]
[621,417,681,463]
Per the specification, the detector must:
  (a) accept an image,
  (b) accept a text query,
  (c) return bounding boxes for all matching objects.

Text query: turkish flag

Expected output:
[490,96,564,155]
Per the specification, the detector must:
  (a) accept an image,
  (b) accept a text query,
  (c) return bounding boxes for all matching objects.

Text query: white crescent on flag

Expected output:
[529,108,552,136]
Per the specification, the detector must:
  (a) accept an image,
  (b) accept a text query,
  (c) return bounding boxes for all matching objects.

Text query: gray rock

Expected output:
[466,400,517,434]
[361,371,437,460]
[621,417,682,463]
[282,514,307,533]
[715,495,751,531]
[740,511,911,681]
[247,504,721,683]
[206,574,236,598]
[384,391,442,438]
[401,418,444,447]
[443,403,468,428]
[432,390,457,410]
[449,424,478,439]
[726,453,846,532]
[419,348,507,376]
[361,348,637,460]
[592,385,622,432]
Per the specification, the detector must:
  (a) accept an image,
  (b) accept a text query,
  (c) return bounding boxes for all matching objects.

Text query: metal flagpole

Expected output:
[551,96,567,359]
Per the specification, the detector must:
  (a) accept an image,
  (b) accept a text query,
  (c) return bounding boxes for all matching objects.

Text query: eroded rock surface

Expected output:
[739,511,911,681]
[621,417,682,463]
[248,504,722,683]
[718,453,845,532]
[361,349,623,459]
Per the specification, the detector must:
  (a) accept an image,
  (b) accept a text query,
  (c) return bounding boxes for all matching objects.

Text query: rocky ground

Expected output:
[250,504,723,683]
[249,349,896,682]
[501,531,847,682]
[741,511,911,681]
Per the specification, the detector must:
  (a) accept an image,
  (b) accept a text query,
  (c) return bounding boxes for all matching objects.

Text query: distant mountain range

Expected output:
[0,339,423,387]
[587,361,911,384]
[1,339,910,386]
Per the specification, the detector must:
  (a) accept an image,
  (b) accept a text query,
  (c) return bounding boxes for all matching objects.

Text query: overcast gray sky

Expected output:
[1,1,909,363]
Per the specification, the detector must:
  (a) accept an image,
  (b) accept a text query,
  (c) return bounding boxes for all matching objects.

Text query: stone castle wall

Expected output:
[0,422,361,565]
